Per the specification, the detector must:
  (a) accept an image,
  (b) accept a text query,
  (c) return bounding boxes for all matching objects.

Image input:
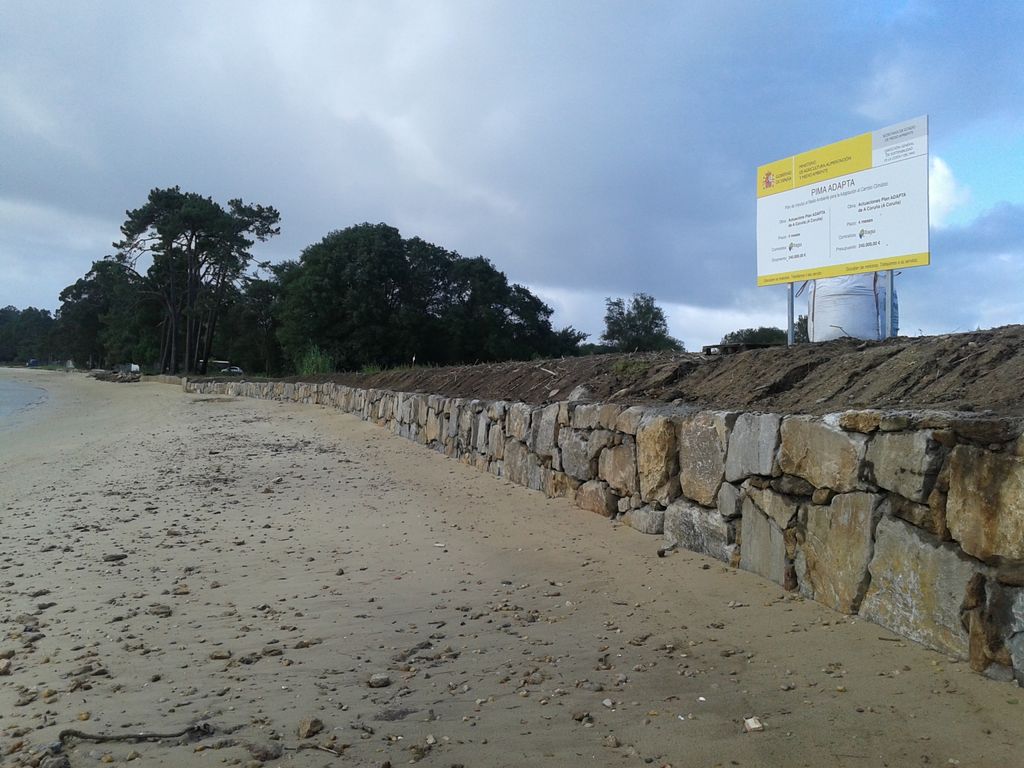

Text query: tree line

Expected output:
[2,187,788,374]
[0,306,55,364]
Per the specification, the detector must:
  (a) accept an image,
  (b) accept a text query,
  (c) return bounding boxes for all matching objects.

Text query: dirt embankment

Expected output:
[267,325,1024,417]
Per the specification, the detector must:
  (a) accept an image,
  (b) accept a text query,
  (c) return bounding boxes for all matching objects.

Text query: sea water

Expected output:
[0,377,48,428]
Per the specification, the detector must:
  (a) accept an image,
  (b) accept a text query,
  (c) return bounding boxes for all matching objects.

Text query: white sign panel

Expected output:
[756,116,930,286]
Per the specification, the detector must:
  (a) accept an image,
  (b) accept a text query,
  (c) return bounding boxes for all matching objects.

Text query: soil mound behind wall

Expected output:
[306,325,1024,416]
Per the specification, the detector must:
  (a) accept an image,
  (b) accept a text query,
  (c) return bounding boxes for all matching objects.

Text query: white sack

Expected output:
[808,273,898,342]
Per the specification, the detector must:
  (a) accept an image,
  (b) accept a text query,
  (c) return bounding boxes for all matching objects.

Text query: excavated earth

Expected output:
[267,325,1024,417]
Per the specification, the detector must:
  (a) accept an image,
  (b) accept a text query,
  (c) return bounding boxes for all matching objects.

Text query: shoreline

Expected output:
[0,368,52,432]
[0,374,1020,767]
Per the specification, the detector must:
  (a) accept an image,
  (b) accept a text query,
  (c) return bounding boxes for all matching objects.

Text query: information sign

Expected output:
[756,116,929,286]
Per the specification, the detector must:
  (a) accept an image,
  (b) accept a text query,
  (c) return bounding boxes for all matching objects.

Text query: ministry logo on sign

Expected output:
[762,171,775,190]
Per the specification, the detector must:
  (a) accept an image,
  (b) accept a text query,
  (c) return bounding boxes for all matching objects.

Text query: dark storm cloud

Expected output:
[931,204,1024,257]
[894,203,1024,336]
[1,1,1023,348]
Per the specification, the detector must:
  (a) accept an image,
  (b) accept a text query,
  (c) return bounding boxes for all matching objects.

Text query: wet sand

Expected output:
[1,369,1020,767]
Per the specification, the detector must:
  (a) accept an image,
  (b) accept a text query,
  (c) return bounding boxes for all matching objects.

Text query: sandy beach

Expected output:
[1,369,1021,767]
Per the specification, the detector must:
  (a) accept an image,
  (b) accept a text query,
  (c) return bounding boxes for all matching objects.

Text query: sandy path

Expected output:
[1,370,1020,767]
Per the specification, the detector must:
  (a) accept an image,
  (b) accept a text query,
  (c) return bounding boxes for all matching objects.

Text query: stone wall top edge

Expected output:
[183,379,1023,434]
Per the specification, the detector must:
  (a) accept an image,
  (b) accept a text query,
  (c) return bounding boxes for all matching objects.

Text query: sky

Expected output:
[2,0,1023,350]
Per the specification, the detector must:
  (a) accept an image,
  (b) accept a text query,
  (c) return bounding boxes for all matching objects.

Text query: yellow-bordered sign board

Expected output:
[756,116,929,286]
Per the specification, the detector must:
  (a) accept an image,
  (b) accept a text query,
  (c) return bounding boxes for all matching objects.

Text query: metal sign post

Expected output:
[787,282,795,346]
[885,270,895,338]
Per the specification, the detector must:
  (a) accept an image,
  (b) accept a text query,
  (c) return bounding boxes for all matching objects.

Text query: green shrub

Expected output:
[297,345,335,376]
[612,359,650,377]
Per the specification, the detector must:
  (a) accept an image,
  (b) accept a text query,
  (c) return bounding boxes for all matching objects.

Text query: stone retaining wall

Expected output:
[185,378,1024,685]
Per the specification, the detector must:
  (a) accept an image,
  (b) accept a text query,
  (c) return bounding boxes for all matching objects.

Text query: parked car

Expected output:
[220,366,244,375]
[26,359,40,367]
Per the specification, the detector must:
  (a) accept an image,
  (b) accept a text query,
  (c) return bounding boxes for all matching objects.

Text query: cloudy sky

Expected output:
[2,1,1023,349]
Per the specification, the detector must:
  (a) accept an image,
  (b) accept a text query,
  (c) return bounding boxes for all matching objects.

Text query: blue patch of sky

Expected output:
[938,117,1024,226]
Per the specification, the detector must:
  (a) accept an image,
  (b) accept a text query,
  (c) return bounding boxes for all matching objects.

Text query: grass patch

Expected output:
[297,345,335,376]
[359,361,439,376]
[612,359,651,377]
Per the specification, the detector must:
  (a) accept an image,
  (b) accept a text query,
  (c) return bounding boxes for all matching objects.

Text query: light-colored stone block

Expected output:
[744,485,801,529]
[664,500,731,561]
[798,492,885,614]
[457,401,477,447]
[446,399,462,439]
[574,402,625,431]
[559,429,614,482]
[558,428,591,480]
[507,403,533,442]
[860,517,983,657]
[567,385,592,401]
[576,480,618,517]
[865,430,946,502]
[598,439,639,496]
[946,445,1024,563]
[596,403,625,430]
[717,482,743,520]
[637,415,680,506]
[724,413,780,481]
[571,403,602,429]
[425,409,442,443]
[624,506,665,535]
[503,439,536,488]
[527,403,560,459]
[526,458,546,491]
[558,401,571,426]
[488,419,505,459]
[614,406,647,436]
[475,412,490,454]
[778,416,866,492]
[678,411,736,506]
[739,497,787,585]
[544,470,579,500]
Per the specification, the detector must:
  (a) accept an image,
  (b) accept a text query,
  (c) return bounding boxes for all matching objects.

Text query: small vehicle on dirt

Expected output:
[220,366,244,375]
